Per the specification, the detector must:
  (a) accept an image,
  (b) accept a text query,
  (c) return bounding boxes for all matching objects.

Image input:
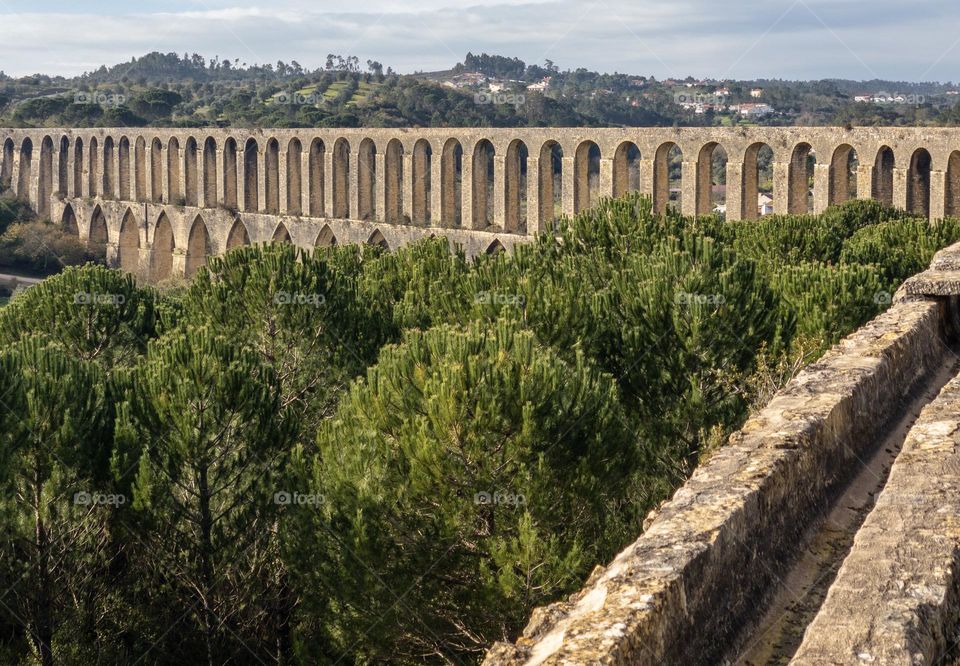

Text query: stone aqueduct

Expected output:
[1,126,959,279]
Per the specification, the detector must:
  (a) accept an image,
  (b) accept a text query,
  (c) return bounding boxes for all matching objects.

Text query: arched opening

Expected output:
[203,137,217,207]
[1,138,13,191]
[653,141,682,214]
[872,146,895,207]
[505,140,528,233]
[472,139,495,229]
[907,148,932,218]
[286,138,303,215]
[167,138,182,204]
[226,219,250,250]
[73,138,84,198]
[152,213,175,281]
[486,239,506,255]
[613,142,641,199]
[102,136,115,199]
[696,142,728,216]
[412,139,432,225]
[742,142,774,220]
[385,139,404,224]
[539,140,564,230]
[61,203,79,236]
[946,151,960,218]
[185,215,211,278]
[828,144,858,206]
[243,138,259,212]
[88,137,99,198]
[358,138,376,221]
[441,138,463,227]
[368,229,389,250]
[788,143,816,214]
[134,137,147,202]
[118,137,131,201]
[184,137,199,207]
[333,138,350,218]
[57,136,69,196]
[272,222,291,243]
[88,205,108,259]
[17,138,33,202]
[308,139,325,217]
[38,136,53,218]
[574,141,601,214]
[150,138,163,203]
[223,138,238,210]
[315,224,337,247]
[118,209,140,274]
[265,138,280,214]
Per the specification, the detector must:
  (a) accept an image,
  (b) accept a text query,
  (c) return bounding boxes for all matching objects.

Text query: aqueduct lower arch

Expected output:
[2,126,957,281]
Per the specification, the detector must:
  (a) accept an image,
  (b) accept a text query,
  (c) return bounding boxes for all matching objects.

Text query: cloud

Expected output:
[0,0,958,82]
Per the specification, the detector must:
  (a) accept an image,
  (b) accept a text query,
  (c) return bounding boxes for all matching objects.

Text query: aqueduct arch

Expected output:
[118,209,140,275]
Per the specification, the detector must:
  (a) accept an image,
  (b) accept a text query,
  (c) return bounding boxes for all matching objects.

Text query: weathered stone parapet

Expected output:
[485,289,952,664]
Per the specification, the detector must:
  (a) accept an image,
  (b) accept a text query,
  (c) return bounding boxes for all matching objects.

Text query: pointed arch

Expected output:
[152,212,175,281]
[265,138,280,214]
[61,203,79,236]
[287,138,303,215]
[358,138,376,221]
[742,142,773,220]
[315,224,337,248]
[226,218,250,250]
[244,138,259,212]
[308,139,325,217]
[203,137,217,207]
[38,136,53,218]
[272,222,291,243]
[368,229,389,250]
[223,137,238,210]
[89,205,108,250]
[185,215,211,278]
[828,144,858,206]
[118,136,131,201]
[332,138,350,218]
[441,138,463,227]
[486,239,506,255]
[118,208,140,274]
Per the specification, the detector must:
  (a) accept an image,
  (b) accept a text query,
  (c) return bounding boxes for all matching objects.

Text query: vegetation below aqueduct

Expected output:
[0,194,958,664]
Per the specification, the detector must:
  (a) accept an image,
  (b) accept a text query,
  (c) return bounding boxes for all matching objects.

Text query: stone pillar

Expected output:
[493,154,507,229]
[160,145,169,204]
[561,156,575,219]
[65,145,75,199]
[599,157,615,202]
[725,161,744,222]
[375,151,387,223]
[51,148,61,199]
[773,161,790,215]
[105,242,119,268]
[639,158,656,201]
[197,151,207,208]
[349,150,361,220]
[430,144,444,227]
[812,163,831,213]
[856,163,874,200]
[461,148,474,230]
[324,149,336,218]
[237,149,248,211]
[278,148,289,215]
[171,248,187,279]
[682,160,699,216]
[137,246,152,284]
[893,167,909,210]
[301,149,312,217]
[930,170,947,221]
[402,152,415,223]
[526,155,541,235]
[257,150,267,213]
[215,149,226,207]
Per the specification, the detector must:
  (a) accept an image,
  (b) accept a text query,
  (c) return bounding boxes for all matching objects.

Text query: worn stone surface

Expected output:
[484,296,950,666]
[790,372,960,665]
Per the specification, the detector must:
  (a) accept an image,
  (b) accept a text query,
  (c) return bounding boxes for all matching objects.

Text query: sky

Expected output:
[1,0,959,82]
